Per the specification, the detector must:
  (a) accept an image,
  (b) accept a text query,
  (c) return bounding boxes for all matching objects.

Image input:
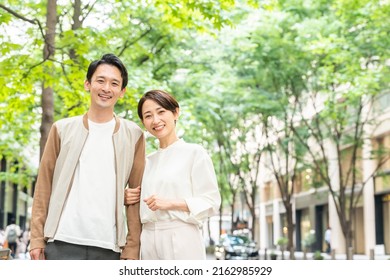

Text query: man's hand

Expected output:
[124,186,141,205]
[30,248,45,260]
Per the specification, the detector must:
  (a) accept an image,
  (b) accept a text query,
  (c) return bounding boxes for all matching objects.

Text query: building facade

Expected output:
[258,92,390,256]
[0,157,34,231]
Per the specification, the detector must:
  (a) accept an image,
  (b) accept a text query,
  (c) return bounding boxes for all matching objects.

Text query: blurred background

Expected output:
[0,0,389,260]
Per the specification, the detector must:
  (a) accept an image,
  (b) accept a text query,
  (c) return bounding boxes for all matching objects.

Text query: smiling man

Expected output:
[29,54,145,260]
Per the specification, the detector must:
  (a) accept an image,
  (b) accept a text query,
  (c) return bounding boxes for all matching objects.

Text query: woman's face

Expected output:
[141,99,178,143]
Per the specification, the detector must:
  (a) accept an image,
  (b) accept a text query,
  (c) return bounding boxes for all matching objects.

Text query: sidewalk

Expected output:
[259,250,390,260]
[207,250,390,260]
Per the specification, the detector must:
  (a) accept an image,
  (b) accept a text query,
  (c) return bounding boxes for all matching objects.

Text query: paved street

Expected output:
[3,247,388,260]
[206,250,390,260]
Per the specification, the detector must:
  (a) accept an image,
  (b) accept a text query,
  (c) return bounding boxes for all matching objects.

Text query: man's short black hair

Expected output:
[86,53,128,90]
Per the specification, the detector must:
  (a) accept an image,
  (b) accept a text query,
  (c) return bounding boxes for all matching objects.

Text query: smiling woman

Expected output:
[125,89,221,260]
[139,91,180,149]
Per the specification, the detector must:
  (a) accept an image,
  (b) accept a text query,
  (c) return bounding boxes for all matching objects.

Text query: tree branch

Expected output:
[117,27,152,57]
[0,4,38,25]
[0,4,46,43]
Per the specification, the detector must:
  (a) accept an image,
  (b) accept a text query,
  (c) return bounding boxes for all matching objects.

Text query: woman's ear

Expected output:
[174,107,180,119]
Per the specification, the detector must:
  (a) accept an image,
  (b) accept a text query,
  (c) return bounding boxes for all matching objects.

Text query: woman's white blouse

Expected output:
[140,139,221,226]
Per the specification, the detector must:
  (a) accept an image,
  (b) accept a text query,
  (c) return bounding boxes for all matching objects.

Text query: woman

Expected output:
[125,89,221,260]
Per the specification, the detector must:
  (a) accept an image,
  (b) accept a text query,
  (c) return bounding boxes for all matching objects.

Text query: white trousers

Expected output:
[140,220,206,260]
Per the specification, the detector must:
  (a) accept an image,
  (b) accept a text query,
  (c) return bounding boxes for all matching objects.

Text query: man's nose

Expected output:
[102,82,111,91]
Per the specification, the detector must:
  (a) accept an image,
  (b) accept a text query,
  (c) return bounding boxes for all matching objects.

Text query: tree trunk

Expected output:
[39,0,57,159]
[286,204,295,260]
[69,0,82,60]
[219,197,223,236]
[344,221,353,260]
[250,207,256,240]
[230,199,235,231]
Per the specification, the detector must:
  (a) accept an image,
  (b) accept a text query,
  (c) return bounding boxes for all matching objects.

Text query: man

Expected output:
[30,54,145,260]
[4,218,22,258]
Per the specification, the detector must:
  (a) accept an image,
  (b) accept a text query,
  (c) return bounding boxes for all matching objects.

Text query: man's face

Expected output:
[84,64,126,110]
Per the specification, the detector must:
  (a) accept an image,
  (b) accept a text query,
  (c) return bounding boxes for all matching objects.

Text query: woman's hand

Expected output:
[124,186,141,205]
[143,195,189,212]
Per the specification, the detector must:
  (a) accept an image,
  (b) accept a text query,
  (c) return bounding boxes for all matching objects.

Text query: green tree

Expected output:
[277,0,390,257]
[0,0,235,165]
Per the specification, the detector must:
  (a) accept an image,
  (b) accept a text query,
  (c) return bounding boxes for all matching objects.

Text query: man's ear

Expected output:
[84,80,90,91]
[119,87,126,98]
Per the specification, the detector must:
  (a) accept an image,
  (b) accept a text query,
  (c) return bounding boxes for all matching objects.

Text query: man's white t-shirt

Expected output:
[54,118,118,251]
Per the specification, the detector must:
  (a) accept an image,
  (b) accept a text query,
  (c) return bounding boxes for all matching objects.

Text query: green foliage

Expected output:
[313,250,324,260]
[0,0,235,173]
[1,0,389,238]
[302,231,316,249]
[277,237,288,248]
